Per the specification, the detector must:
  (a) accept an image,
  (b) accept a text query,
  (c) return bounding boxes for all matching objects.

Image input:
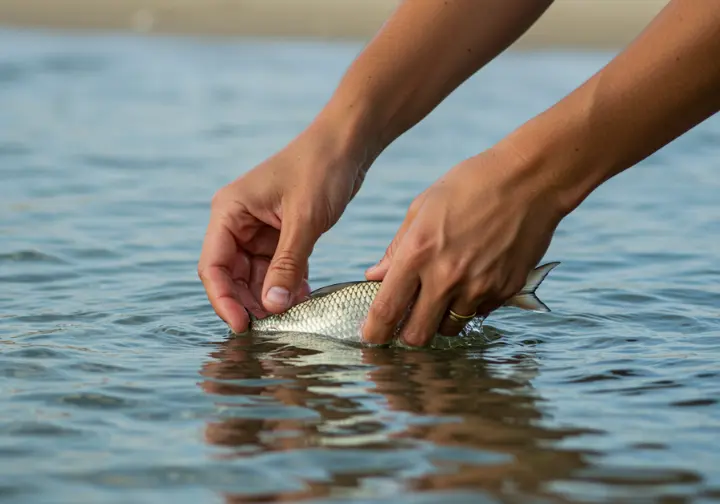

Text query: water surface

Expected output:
[1,29,719,504]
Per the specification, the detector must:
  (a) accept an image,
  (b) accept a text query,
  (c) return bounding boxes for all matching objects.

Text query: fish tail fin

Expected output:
[504,261,560,313]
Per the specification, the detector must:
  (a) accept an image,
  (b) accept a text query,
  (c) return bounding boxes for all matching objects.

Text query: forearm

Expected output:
[318,0,554,158]
[507,0,720,215]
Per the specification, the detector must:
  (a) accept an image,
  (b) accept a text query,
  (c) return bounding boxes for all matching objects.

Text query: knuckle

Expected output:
[468,277,491,301]
[369,296,399,327]
[403,315,435,345]
[434,260,463,291]
[407,197,423,217]
[469,268,513,302]
[402,328,425,346]
[210,187,229,208]
[385,235,403,259]
[269,251,303,277]
[404,234,434,268]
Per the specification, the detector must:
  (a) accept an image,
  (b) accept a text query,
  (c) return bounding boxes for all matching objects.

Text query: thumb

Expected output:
[263,214,319,313]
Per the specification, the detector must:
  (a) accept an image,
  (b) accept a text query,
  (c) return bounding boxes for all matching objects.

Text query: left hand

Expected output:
[362,142,563,346]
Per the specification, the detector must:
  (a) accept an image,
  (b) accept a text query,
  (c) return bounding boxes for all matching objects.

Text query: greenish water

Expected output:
[1,29,719,504]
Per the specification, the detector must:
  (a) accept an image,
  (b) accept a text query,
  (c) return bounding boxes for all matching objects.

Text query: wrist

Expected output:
[498,97,614,219]
[310,95,385,177]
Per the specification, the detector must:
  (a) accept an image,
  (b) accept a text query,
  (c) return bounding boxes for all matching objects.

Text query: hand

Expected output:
[198,119,370,333]
[362,142,563,346]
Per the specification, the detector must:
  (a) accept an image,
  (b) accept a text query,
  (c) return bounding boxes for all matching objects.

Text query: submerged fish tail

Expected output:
[504,262,560,312]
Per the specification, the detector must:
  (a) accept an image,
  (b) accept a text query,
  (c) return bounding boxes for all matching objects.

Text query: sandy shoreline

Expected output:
[0,0,668,48]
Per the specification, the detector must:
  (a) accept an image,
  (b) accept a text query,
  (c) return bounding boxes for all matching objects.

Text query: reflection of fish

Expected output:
[248,262,560,342]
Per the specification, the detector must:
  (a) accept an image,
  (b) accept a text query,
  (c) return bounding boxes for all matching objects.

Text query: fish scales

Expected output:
[247,262,560,343]
[251,281,382,340]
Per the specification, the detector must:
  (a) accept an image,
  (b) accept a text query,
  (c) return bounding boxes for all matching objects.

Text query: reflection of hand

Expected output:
[198,119,371,333]
[362,143,562,346]
[199,338,321,453]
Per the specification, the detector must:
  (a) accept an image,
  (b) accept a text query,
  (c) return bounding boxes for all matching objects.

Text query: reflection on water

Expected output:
[199,328,595,503]
[1,28,719,504]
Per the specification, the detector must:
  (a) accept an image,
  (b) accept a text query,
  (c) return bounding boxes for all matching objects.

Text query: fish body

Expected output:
[249,262,560,342]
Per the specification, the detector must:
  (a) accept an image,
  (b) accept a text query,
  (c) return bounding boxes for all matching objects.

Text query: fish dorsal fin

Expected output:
[309,281,365,299]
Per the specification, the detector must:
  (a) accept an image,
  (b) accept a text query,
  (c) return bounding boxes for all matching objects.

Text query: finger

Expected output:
[365,228,405,281]
[475,298,504,319]
[251,257,309,306]
[244,225,279,257]
[365,201,418,282]
[198,219,251,333]
[397,285,451,347]
[262,213,319,313]
[296,266,311,302]
[362,252,420,345]
[437,294,480,337]
[198,262,251,333]
[249,257,271,316]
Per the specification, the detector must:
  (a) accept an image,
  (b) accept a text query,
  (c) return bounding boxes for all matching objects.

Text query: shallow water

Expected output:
[1,28,719,504]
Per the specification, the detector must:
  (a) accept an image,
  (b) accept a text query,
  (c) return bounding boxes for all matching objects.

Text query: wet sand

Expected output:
[0,0,669,48]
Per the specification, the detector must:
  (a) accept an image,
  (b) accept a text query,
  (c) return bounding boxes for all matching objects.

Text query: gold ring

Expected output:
[448,309,477,323]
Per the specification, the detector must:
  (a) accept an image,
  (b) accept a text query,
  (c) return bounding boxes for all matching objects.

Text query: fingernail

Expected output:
[266,286,291,309]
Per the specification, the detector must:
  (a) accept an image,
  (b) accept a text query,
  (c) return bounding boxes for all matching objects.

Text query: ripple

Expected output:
[0,272,80,284]
[113,315,157,326]
[576,466,702,486]
[3,347,69,360]
[1,31,719,504]
[670,398,718,407]
[9,311,107,324]
[80,154,202,171]
[60,462,307,496]
[0,361,64,380]
[0,421,83,438]
[0,250,68,264]
[62,247,122,260]
[55,392,139,410]
[64,361,132,374]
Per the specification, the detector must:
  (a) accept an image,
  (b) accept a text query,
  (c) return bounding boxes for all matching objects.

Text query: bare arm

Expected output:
[320,0,555,158]
[361,0,720,346]
[506,0,720,215]
[200,0,557,331]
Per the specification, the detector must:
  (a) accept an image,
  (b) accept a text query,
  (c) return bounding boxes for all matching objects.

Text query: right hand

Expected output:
[362,142,562,346]
[198,119,371,333]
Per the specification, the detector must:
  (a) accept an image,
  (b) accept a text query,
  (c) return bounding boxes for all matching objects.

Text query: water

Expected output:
[1,28,719,504]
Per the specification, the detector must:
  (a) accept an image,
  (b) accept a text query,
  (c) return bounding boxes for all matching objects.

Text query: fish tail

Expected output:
[504,262,560,312]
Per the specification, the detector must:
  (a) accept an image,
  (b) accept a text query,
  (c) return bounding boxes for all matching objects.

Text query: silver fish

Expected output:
[248,262,560,342]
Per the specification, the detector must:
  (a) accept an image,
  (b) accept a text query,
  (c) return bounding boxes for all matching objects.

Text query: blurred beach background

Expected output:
[3,1,720,504]
[0,0,668,47]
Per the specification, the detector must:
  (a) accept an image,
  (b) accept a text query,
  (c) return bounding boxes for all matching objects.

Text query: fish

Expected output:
[247,262,560,343]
